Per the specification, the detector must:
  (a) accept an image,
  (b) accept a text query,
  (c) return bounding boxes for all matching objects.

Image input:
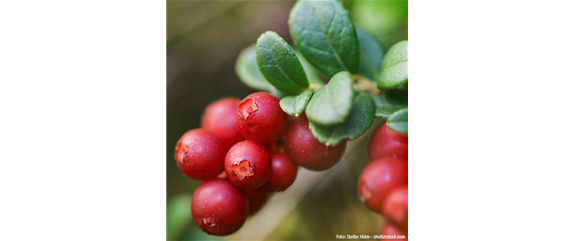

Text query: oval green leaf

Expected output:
[279,89,313,116]
[308,94,375,146]
[256,31,309,95]
[373,90,408,118]
[378,40,408,90]
[387,108,408,134]
[288,0,360,77]
[235,44,281,94]
[295,50,324,86]
[306,71,354,125]
[357,26,385,81]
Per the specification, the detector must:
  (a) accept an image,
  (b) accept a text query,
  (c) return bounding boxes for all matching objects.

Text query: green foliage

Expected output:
[296,50,324,86]
[166,194,192,240]
[235,44,282,94]
[387,108,408,134]
[378,40,408,90]
[306,71,354,126]
[288,0,360,77]
[280,89,314,116]
[373,90,408,118]
[356,27,385,81]
[256,31,309,95]
[236,0,408,145]
[308,94,375,146]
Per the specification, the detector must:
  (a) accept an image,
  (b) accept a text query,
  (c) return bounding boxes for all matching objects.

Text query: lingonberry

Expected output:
[191,178,248,236]
[265,139,285,153]
[201,97,245,149]
[284,114,347,171]
[225,140,271,189]
[382,186,408,231]
[244,186,269,215]
[380,222,408,241]
[174,129,226,180]
[264,152,298,192]
[358,158,408,213]
[236,92,289,145]
[368,123,408,161]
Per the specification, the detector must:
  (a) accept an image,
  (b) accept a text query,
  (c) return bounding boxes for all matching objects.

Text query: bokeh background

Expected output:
[167,1,407,240]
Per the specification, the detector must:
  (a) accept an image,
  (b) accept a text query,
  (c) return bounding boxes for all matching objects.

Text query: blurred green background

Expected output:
[167,1,407,240]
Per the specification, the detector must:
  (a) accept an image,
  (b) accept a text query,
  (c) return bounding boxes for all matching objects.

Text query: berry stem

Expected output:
[352,74,380,95]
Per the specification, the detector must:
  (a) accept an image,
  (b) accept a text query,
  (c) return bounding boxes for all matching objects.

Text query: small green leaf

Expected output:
[387,108,408,134]
[235,44,282,94]
[356,26,385,81]
[280,89,313,116]
[295,50,324,86]
[256,31,309,95]
[378,40,408,90]
[308,94,375,146]
[289,0,360,77]
[306,71,354,125]
[373,90,408,118]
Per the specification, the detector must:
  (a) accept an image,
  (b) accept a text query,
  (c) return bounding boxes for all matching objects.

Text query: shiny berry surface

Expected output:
[175,129,226,180]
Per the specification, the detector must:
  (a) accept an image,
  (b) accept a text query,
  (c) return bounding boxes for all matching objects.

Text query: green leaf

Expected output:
[295,50,324,86]
[308,94,375,146]
[256,31,309,95]
[288,0,360,77]
[235,44,282,94]
[279,89,313,116]
[373,90,408,118]
[166,194,192,240]
[306,71,354,125]
[356,26,385,81]
[387,108,408,134]
[378,40,408,90]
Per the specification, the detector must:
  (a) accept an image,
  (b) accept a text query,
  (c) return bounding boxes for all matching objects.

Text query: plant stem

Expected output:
[352,75,380,95]
[308,83,323,91]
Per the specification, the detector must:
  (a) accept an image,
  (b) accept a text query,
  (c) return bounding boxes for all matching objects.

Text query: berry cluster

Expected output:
[359,124,409,240]
[175,92,347,236]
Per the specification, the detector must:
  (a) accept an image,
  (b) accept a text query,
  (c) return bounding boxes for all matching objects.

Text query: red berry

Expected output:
[358,158,408,213]
[382,186,408,231]
[380,222,407,241]
[236,92,289,145]
[201,97,245,149]
[368,124,408,161]
[191,178,248,236]
[244,186,269,215]
[175,129,226,180]
[284,114,347,171]
[225,140,271,189]
[265,152,298,192]
[265,139,284,153]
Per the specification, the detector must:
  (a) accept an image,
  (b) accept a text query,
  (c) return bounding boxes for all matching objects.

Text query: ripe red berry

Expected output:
[236,92,289,145]
[358,158,408,213]
[380,222,408,241]
[225,140,271,189]
[265,139,284,153]
[201,97,245,149]
[382,186,408,231]
[244,186,269,215]
[284,114,347,171]
[175,129,227,180]
[265,152,298,192]
[191,178,248,236]
[368,123,408,161]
